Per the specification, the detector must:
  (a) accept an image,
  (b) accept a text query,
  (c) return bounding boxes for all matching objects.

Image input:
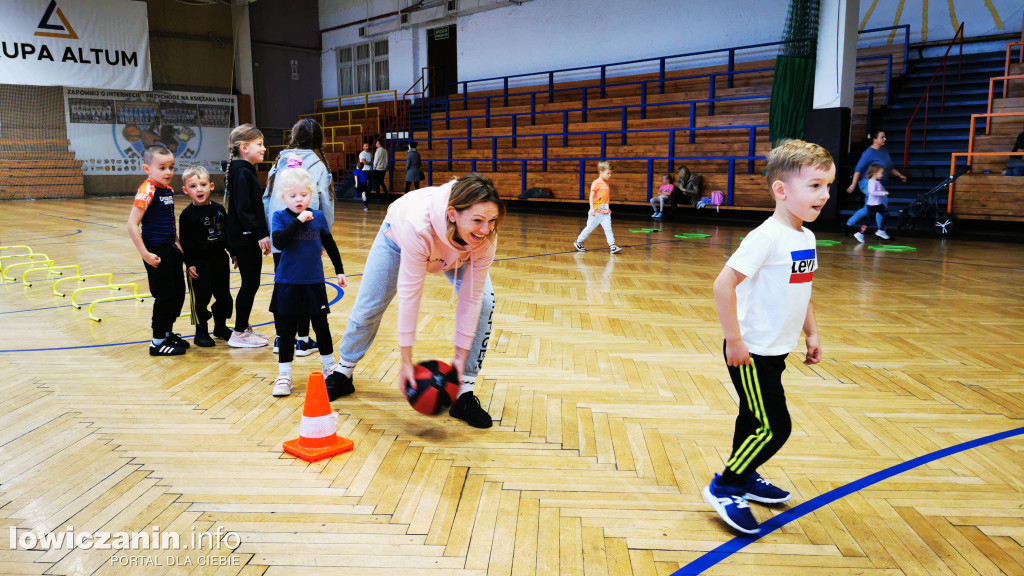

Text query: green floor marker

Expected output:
[629,228,661,233]
[817,239,842,246]
[868,245,917,252]
[673,233,711,239]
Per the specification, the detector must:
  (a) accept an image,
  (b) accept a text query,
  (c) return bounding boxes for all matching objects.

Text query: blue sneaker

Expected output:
[272,336,280,354]
[741,472,791,504]
[703,474,759,535]
[295,337,318,357]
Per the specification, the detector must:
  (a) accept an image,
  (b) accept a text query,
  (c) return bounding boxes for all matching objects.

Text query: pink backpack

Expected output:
[698,191,725,212]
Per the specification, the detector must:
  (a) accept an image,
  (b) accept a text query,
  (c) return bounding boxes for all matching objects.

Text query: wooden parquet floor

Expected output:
[0,196,1022,576]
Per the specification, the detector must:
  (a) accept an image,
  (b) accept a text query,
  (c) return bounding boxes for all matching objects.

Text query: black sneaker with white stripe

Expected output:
[149,342,186,356]
[164,333,191,349]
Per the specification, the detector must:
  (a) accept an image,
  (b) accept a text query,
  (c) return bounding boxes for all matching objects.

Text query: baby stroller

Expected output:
[895,166,969,236]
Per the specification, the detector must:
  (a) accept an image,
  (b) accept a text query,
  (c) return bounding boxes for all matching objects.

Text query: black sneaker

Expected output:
[449,392,493,429]
[212,325,233,341]
[149,342,185,356]
[325,370,354,401]
[193,332,216,347]
[164,333,191,349]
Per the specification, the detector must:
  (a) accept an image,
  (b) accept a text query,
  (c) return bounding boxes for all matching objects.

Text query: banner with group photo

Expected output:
[0,0,151,90]
[65,88,237,175]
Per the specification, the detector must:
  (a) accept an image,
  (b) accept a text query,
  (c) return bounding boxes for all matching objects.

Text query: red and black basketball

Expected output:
[405,360,460,416]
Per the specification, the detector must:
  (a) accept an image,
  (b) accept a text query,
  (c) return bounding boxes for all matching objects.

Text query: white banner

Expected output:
[0,0,151,90]
[65,88,237,175]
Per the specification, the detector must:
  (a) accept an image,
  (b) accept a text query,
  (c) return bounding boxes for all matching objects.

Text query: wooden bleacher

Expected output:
[393,44,901,210]
[0,85,84,200]
[950,61,1024,221]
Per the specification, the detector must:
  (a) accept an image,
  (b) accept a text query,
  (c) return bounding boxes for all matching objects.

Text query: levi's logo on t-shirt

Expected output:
[789,248,816,283]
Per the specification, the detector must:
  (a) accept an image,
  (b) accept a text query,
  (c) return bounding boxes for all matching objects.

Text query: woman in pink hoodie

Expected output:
[329,174,506,428]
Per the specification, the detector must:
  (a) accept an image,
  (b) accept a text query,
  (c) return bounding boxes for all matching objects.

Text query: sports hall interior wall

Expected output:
[83,0,236,196]
[318,0,1018,99]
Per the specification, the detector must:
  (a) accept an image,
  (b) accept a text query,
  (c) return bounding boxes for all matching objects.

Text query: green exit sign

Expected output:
[433,26,450,40]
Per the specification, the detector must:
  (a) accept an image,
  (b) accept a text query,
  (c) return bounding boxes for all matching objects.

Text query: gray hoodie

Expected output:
[262,148,335,254]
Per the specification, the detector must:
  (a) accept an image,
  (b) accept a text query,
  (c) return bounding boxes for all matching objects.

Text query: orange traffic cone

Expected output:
[283,371,354,462]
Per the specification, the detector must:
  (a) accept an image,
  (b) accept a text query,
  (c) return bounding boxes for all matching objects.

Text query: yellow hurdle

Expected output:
[0,253,49,277]
[0,245,33,256]
[71,283,139,310]
[2,259,53,283]
[53,273,113,297]
[24,265,81,287]
[86,291,150,322]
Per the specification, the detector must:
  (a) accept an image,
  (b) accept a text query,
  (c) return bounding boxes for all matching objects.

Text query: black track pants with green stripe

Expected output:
[721,340,792,484]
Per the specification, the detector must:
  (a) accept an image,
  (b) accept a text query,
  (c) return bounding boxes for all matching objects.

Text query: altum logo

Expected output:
[35,0,78,40]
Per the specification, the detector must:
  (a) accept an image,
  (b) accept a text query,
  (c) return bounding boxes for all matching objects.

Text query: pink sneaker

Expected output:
[250,327,270,340]
[228,328,268,348]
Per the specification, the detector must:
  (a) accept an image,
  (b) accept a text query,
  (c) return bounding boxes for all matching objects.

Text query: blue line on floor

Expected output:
[0,284,344,353]
[39,213,119,228]
[673,426,1024,575]
[3,229,84,243]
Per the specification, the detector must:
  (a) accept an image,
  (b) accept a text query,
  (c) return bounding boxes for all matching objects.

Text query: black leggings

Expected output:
[144,244,186,339]
[274,313,333,363]
[867,204,888,231]
[272,252,309,337]
[187,253,232,328]
[231,242,263,332]
[720,341,792,486]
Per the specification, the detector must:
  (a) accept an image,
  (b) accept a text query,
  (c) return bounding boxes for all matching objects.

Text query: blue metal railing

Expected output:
[399,124,766,174]
[444,67,774,119]
[444,25,909,108]
[411,155,765,206]
[428,94,771,149]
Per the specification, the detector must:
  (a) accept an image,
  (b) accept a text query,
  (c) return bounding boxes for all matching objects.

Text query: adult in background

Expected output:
[845,130,907,231]
[329,174,505,429]
[358,142,373,204]
[405,141,423,192]
[669,165,702,214]
[1003,126,1024,176]
[372,138,390,200]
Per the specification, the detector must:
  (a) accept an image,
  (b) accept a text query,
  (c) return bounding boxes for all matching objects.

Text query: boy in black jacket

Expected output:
[179,165,233,346]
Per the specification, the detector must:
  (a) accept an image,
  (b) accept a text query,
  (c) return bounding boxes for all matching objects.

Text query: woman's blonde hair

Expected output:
[274,167,315,199]
[445,173,506,245]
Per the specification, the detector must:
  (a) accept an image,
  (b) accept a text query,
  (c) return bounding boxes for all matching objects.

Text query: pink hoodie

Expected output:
[383,182,496,350]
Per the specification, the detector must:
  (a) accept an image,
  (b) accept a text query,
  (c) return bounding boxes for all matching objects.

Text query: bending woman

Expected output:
[330,173,505,429]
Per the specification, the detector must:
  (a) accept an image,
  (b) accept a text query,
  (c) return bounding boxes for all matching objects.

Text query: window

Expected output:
[337,41,389,97]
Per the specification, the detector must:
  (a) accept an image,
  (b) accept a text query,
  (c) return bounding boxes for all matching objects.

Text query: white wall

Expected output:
[318,0,1024,98]
[455,0,785,89]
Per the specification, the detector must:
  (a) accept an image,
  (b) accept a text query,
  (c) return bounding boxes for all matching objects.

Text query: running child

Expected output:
[853,163,891,242]
[704,139,831,535]
[573,161,622,254]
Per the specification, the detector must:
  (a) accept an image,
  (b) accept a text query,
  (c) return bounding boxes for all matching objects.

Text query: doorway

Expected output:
[427,24,457,98]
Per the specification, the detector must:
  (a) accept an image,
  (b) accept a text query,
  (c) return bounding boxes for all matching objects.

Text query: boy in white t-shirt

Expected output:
[704,139,833,535]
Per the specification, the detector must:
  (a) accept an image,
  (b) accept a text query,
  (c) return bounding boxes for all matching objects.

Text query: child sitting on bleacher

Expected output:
[650,174,675,218]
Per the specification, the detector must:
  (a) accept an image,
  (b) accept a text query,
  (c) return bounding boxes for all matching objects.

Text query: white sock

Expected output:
[298,336,310,343]
[458,377,475,397]
[152,338,165,346]
[337,361,355,377]
[279,363,292,378]
[321,355,335,373]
